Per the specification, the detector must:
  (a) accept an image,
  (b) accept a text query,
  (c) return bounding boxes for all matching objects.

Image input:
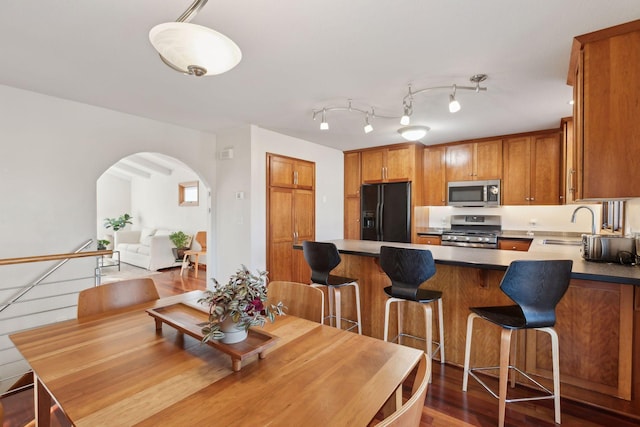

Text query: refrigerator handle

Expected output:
[378,186,384,241]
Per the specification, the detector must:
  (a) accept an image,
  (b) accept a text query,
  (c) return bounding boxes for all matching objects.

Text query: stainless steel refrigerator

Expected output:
[361,182,411,243]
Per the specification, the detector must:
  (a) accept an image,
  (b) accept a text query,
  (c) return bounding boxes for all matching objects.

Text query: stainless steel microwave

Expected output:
[447,180,500,207]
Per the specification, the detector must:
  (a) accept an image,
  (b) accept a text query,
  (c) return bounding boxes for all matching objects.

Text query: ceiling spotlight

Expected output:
[320,109,329,130]
[398,125,430,141]
[364,113,373,134]
[400,102,412,125]
[449,85,461,113]
[149,0,242,77]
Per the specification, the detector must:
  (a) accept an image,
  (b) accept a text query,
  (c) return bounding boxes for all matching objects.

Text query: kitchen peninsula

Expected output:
[296,239,640,419]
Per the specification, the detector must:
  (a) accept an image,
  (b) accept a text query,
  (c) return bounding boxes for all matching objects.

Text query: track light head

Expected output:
[364,113,373,133]
[320,108,329,130]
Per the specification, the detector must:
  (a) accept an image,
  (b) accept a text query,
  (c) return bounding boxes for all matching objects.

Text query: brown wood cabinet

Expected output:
[267,154,314,283]
[498,238,532,251]
[415,235,441,245]
[344,152,362,239]
[422,146,446,206]
[503,132,562,205]
[445,139,502,182]
[268,155,314,189]
[526,280,633,401]
[361,144,415,183]
[568,20,640,199]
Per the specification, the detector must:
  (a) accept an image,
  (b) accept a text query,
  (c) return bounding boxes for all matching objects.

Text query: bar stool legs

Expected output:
[312,281,362,334]
[463,313,562,427]
[384,297,445,383]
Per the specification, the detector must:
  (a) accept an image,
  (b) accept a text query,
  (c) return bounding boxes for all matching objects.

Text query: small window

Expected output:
[179,181,199,206]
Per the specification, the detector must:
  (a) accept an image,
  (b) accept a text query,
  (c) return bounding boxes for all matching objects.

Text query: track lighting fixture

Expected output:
[320,109,329,130]
[400,101,412,126]
[312,74,487,140]
[364,113,373,134]
[449,85,461,113]
[149,0,242,77]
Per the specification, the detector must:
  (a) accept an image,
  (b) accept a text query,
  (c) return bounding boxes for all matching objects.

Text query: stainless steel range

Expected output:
[441,215,502,249]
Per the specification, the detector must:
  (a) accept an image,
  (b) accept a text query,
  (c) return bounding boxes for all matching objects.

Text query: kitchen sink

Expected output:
[541,239,582,246]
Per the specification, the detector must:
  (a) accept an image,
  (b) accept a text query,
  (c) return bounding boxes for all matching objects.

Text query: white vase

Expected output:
[219,317,248,344]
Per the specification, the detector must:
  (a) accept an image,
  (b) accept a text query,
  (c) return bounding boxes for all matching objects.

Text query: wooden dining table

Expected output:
[10,291,423,426]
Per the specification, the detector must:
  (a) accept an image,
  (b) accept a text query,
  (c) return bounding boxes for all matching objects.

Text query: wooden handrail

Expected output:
[0,250,112,266]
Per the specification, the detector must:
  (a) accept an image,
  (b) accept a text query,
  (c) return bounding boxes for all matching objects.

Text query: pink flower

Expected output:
[248,298,264,312]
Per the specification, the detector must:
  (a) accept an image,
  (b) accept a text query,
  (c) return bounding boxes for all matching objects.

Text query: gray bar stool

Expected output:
[379,245,445,381]
[462,259,573,427]
[302,241,362,334]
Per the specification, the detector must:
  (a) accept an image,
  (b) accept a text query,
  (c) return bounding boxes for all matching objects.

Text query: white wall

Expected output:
[0,84,217,392]
[129,159,208,236]
[214,125,344,281]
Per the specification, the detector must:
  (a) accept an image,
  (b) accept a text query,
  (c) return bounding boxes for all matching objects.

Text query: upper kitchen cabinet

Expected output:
[445,139,502,182]
[360,143,421,183]
[568,20,640,199]
[503,131,562,205]
[423,146,446,206]
[344,151,361,197]
[268,154,315,189]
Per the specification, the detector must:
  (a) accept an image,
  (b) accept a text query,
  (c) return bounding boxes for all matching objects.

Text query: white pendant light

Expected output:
[149,0,241,77]
[398,125,430,141]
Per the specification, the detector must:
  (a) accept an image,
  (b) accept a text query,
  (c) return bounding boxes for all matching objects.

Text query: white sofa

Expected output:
[114,228,184,271]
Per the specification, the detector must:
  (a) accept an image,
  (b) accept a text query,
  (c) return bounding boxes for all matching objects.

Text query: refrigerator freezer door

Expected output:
[361,184,380,241]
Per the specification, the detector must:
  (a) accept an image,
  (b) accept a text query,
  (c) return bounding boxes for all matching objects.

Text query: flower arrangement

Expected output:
[198,265,285,343]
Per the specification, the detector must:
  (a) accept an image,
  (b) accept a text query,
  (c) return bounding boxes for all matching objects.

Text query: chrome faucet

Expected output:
[570,205,596,235]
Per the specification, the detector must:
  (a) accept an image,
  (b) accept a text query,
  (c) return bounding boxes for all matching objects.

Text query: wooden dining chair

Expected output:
[375,353,429,427]
[267,281,325,324]
[180,231,207,278]
[77,278,160,318]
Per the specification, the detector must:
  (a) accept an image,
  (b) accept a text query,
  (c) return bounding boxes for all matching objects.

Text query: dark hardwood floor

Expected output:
[2,266,638,427]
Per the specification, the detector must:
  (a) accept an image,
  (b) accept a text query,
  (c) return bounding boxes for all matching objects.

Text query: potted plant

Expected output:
[103,213,133,232]
[169,231,191,260]
[198,266,285,344]
[97,239,110,250]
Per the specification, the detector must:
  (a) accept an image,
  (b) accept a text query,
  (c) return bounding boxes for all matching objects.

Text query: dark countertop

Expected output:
[309,239,640,286]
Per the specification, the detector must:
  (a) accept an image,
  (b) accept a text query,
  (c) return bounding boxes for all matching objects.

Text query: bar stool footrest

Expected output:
[468,366,556,403]
[388,333,443,361]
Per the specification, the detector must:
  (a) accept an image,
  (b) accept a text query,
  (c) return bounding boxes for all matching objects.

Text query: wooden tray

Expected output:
[147,303,279,371]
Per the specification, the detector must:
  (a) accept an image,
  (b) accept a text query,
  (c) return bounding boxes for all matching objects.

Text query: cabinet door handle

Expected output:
[568,169,575,193]
[293,171,298,185]
[525,197,530,201]
[530,197,534,201]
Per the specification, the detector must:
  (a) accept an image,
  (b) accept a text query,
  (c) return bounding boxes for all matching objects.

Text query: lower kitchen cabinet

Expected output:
[498,238,532,251]
[416,235,441,245]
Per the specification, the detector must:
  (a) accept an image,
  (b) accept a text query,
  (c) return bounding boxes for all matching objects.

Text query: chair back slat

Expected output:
[379,246,436,299]
[377,353,430,427]
[267,281,325,324]
[499,260,573,328]
[302,241,342,285]
[77,278,160,318]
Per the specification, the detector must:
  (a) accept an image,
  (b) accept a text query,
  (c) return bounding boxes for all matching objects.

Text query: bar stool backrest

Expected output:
[499,260,573,328]
[380,246,436,300]
[302,241,341,285]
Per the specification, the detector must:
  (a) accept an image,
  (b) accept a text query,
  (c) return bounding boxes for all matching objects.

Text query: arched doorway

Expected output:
[96,152,210,274]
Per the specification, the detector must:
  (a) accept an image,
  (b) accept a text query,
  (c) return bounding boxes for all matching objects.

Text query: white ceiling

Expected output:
[2,1,639,152]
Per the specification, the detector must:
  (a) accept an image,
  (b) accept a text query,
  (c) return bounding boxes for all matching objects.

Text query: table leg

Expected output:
[232,358,242,372]
[35,374,52,427]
